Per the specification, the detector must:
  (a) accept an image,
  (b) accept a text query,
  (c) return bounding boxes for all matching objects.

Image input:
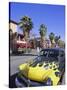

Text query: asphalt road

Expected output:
[10,54,37,76]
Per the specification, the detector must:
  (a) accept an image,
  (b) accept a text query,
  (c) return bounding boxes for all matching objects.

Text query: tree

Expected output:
[39,24,47,48]
[55,36,60,45]
[49,32,55,48]
[58,40,65,48]
[19,16,33,41]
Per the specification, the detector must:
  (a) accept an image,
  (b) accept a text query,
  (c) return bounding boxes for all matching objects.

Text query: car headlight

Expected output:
[46,78,53,86]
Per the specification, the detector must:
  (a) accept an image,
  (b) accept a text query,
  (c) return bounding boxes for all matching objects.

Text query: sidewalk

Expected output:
[25,49,39,56]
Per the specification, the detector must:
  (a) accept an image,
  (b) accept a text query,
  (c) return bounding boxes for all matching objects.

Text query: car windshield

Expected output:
[40,49,59,58]
[30,56,58,67]
[30,49,59,67]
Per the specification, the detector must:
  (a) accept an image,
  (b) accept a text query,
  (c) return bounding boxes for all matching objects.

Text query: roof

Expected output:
[9,20,18,25]
[42,48,64,52]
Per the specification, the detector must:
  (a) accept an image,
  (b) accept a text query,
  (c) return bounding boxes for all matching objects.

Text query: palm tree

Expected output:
[58,40,65,48]
[55,36,60,46]
[39,24,47,48]
[19,16,33,41]
[49,32,55,48]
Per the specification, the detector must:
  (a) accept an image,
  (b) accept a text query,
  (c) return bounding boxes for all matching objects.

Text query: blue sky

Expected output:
[10,2,65,41]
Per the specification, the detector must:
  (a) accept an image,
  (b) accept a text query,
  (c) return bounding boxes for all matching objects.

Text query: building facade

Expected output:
[9,20,18,33]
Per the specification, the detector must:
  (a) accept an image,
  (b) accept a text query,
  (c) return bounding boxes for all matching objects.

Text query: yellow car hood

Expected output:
[28,66,52,82]
[19,61,60,85]
[19,63,52,82]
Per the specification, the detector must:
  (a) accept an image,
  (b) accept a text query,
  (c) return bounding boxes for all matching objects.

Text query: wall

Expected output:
[9,22,17,33]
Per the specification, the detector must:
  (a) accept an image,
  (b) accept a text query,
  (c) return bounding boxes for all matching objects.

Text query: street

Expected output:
[10,54,37,76]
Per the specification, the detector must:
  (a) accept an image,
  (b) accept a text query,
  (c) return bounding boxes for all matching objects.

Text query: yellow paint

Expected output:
[18,62,60,85]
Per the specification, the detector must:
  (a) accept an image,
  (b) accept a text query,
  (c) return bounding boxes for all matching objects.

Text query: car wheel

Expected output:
[9,73,18,88]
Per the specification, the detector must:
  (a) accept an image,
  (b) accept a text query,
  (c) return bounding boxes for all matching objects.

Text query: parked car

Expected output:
[15,48,65,87]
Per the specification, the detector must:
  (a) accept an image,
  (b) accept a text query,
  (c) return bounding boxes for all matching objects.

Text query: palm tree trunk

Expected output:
[41,36,46,48]
[24,31,29,41]
[24,31,30,53]
[51,39,55,48]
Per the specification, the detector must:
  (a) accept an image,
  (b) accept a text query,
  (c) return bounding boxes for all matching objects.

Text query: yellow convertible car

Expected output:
[15,48,65,87]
